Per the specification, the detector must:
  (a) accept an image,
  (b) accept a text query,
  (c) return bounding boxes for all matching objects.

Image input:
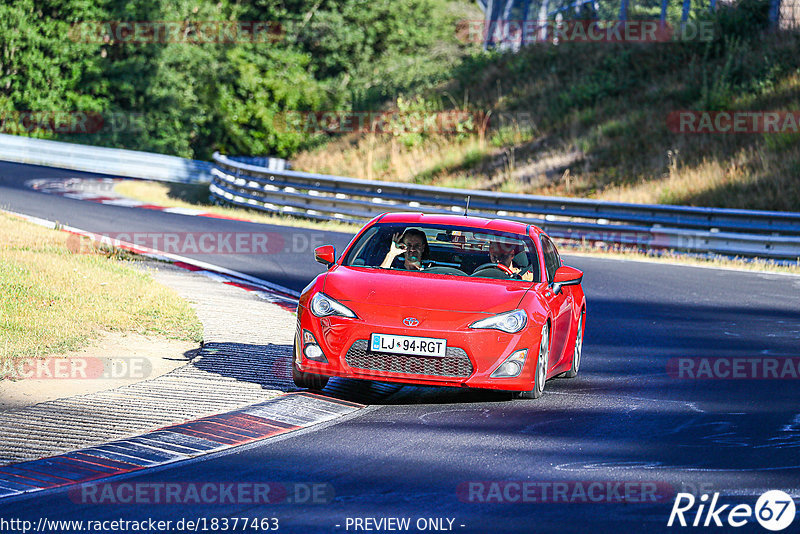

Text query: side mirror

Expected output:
[551,265,583,295]
[314,245,336,267]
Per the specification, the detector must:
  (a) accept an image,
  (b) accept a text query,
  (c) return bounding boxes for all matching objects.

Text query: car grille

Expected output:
[345,340,473,378]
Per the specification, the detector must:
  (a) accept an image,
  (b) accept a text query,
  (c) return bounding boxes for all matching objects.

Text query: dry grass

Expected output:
[292,31,800,213]
[294,107,800,211]
[294,118,800,210]
[0,212,203,364]
[293,134,489,185]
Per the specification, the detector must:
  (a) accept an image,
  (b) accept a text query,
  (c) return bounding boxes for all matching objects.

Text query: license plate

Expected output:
[370,333,447,358]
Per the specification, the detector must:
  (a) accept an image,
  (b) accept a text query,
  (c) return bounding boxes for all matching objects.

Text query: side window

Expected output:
[540,236,560,284]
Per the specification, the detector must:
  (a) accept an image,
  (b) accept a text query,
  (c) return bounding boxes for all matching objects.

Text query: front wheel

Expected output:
[517,322,550,399]
[563,311,584,378]
[292,349,329,391]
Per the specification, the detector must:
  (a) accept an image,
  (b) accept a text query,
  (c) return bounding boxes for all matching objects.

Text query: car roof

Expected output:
[376,212,539,236]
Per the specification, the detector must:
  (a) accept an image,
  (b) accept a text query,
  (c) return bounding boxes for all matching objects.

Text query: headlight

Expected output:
[309,292,358,319]
[469,309,527,333]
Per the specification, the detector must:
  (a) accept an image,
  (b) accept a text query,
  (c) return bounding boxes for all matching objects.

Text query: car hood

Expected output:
[322,266,532,314]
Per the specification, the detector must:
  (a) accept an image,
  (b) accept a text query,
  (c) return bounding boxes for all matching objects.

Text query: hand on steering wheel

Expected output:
[472,262,514,276]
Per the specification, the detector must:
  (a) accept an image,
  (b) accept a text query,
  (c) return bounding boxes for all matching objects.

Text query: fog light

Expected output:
[497,361,520,376]
[302,330,327,362]
[491,349,527,378]
[304,344,325,361]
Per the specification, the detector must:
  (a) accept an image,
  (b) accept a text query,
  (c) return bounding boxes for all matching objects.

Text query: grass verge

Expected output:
[0,211,203,365]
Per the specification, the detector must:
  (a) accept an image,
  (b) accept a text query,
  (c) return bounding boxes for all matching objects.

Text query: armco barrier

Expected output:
[211,152,800,260]
[0,133,213,184]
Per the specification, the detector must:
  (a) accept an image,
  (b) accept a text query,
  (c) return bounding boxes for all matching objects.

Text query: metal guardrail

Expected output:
[0,133,214,184]
[1,132,795,259]
[211,152,800,259]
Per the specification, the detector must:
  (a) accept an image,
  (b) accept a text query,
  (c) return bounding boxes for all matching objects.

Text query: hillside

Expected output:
[293,1,800,212]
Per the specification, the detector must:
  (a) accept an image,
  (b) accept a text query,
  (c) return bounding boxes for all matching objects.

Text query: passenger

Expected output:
[488,240,534,281]
[380,229,430,270]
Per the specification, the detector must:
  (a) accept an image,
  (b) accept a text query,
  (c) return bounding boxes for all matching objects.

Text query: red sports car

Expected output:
[293,213,586,399]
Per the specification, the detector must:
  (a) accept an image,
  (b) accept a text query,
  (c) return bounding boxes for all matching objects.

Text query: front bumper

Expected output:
[295,304,542,391]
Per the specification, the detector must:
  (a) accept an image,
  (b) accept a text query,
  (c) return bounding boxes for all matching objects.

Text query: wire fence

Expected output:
[780,0,799,28]
[478,0,797,49]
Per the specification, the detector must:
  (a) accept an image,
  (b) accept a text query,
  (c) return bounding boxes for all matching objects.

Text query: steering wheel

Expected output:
[472,262,514,276]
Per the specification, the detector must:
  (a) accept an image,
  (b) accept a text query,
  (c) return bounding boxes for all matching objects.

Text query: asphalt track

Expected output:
[1,160,799,533]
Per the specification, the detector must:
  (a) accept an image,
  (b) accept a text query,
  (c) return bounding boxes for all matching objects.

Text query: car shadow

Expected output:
[187,341,516,406]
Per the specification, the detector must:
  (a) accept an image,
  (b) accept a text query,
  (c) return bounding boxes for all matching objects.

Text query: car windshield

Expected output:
[342,223,541,282]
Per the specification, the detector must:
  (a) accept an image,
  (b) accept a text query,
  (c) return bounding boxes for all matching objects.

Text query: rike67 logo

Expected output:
[668,490,795,531]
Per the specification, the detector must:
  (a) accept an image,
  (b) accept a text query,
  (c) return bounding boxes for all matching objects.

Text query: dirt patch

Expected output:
[0,332,198,412]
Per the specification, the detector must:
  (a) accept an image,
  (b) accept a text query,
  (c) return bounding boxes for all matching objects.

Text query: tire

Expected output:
[517,322,550,399]
[563,311,584,379]
[292,348,329,391]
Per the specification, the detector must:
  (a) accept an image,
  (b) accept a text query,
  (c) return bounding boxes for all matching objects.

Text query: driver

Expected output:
[488,240,534,281]
[380,229,429,270]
